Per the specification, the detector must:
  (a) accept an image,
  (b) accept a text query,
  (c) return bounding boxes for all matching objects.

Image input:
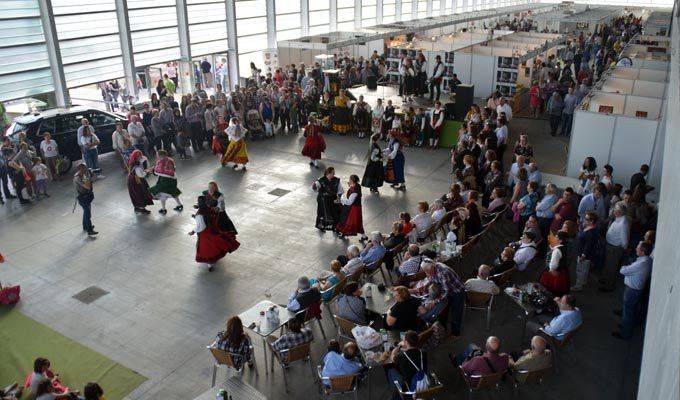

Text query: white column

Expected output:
[37,0,69,107]
[176,0,193,92]
[267,0,277,48]
[301,0,310,35]
[330,0,338,31]
[354,0,362,30]
[225,0,239,89]
[114,0,136,99]
[376,0,384,24]
[395,0,402,20]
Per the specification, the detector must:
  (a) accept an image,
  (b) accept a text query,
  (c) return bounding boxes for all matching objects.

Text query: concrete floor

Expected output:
[0,116,640,400]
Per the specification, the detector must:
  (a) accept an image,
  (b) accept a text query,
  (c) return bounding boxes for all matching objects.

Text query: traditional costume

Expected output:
[361,139,384,193]
[126,150,154,213]
[203,188,238,233]
[429,106,445,148]
[400,61,416,102]
[539,243,571,296]
[336,184,365,237]
[371,101,384,136]
[149,155,183,214]
[381,104,395,138]
[221,121,249,169]
[301,115,326,168]
[353,99,371,138]
[193,196,240,270]
[331,92,352,134]
[313,174,343,231]
[385,122,406,189]
[414,111,427,147]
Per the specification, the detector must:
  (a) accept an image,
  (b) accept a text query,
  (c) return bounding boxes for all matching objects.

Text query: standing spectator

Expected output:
[546,92,564,136]
[31,157,49,199]
[111,122,130,173]
[0,139,15,203]
[494,117,508,164]
[577,184,606,224]
[496,97,513,122]
[73,164,97,236]
[561,87,577,136]
[39,132,60,181]
[629,164,650,194]
[127,115,146,153]
[572,212,601,292]
[612,241,653,340]
[185,98,204,152]
[599,203,630,292]
[529,80,543,118]
[549,187,577,235]
[200,57,213,88]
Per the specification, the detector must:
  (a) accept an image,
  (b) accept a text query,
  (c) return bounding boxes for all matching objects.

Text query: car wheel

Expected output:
[56,155,73,175]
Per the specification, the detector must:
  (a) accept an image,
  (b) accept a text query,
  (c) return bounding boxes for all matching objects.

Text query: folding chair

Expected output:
[392,239,409,265]
[465,291,494,330]
[459,368,505,400]
[334,314,359,342]
[317,366,359,400]
[540,325,581,373]
[363,255,388,284]
[394,372,445,400]
[207,344,256,387]
[513,364,552,389]
[298,302,327,339]
[267,341,316,390]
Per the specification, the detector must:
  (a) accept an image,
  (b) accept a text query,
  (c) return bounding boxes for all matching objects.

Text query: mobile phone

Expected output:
[248,322,256,330]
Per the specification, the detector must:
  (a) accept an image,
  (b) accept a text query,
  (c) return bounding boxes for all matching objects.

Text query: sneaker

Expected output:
[159,209,168,215]
[174,205,184,212]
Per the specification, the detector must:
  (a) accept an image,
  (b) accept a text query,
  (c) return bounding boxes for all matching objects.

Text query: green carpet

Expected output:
[0,309,146,400]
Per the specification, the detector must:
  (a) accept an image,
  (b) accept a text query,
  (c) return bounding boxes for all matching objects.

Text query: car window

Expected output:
[55,116,80,133]
[9,122,29,135]
[38,119,55,135]
[88,111,117,126]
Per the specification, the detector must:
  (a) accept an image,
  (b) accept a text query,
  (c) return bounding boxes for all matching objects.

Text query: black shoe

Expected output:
[612,309,622,317]
[599,286,615,293]
[87,230,99,236]
[20,199,30,205]
[159,209,167,215]
[232,165,238,170]
[309,162,314,166]
[611,331,627,340]
[7,194,16,199]
[208,265,214,272]
[174,205,184,212]
[242,166,246,171]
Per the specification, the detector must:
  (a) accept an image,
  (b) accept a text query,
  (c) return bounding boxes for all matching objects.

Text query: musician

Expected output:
[429,55,444,102]
[400,57,416,104]
[415,52,428,98]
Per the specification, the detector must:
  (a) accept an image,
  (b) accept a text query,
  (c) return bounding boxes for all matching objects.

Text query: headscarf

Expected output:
[128,149,143,175]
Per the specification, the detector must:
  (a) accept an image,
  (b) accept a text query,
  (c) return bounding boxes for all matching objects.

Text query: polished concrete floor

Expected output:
[0,117,640,400]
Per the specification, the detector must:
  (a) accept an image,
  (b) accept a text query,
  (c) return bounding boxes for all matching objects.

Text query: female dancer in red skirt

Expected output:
[539,230,571,296]
[335,174,368,241]
[127,149,154,214]
[301,113,326,169]
[189,195,240,271]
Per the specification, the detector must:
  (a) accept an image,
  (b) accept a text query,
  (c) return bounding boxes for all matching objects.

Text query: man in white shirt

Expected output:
[127,115,146,150]
[429,55,445,102]
[76,118,93,150]
[39,132,59,181]
[496,97,513,122]
[495,118,508,161]
[465,265,500,295]
[528,163,542,187]
[599,203,630,292]
[507,155,526,186]
[112,122,130,173]
[412,201,434,240]
[513,231,538,271]
[612,241,653,339]
[339,245,364,276]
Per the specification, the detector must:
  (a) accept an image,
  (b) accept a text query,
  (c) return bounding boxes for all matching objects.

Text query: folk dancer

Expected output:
[335,174,368,241]
[385,120,406,190]
[126,149,154,214]
[301,113,326,169]
[149,149,183,215]
[332,89,352,135]
[353,95,371,138]
[312,166,343,232]
[361,133,385,194]
[189,195,240,272]
[221,117,249,171]
[371,98,385,137]
[203,181,238,234]
[429,101,445,148]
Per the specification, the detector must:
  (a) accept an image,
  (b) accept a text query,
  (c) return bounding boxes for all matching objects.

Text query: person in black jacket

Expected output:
[386,330,428,395]
[286,276,321,313]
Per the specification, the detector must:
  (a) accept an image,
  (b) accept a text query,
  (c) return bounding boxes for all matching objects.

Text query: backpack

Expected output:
[404,350,430,392]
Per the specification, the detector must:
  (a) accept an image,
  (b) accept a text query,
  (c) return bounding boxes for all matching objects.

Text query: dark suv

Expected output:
[5,106,128,173]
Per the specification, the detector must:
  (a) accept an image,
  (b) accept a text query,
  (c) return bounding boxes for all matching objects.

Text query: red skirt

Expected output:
[196,228,240,264]
[301,134,326,160]
[539,269,570,297]
[212,136,227,155]
[336,204,364,236]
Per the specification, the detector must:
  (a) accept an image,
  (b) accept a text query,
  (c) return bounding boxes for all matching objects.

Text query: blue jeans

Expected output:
[449,291,465,336]
[561,113,573,136]
[387,367,405,396]
[77,196,93,232]
[83,148,99,170]
[621,286,642,338]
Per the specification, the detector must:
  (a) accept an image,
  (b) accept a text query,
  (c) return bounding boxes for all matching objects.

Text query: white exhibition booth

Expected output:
[567,65,669,189]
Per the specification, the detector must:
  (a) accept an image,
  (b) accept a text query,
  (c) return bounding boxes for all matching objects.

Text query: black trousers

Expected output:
[189,121,203,151]
[10,170,26,201]
[0,166,11,199]
[429,79,441,101]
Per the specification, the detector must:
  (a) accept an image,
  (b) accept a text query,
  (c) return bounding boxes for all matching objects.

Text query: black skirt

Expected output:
[361,161,385,189]
[316,195,340,230]
[217,211,238,234]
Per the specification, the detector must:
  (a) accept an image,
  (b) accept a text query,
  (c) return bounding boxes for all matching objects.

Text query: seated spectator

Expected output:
[441,183,464,211]
[412,202,434,239]
[465,265,500,295]
[490,247,516,282]
[271,317,314,363]
[321,341,364,385]
[513,231,538,271]
[459,336,509,385]
[384,222,407,271]
[338,245,364,275]
[310,260,346,301]
[286,276,321,312]
[429,200,446,223]
[28,358,68,396]
[395,244,422,278]
[34,379,78,400]
[417,283,446,322]
[386,331,428,393]
[528,294,582,340]
[509,336,551,375]
[399,212,414,236]
[214,316,254,369]
[485,187,506,214]
[465,191,483,236]
[523,215,543,245]
[460,181,472,202]
[386,286,422,331]
[336,282,367,325]
[83,382,105,400]
[528,163,542,186]
[360,231,387,269]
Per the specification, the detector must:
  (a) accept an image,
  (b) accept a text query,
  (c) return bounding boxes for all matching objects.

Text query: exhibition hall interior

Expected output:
[1,0,678,399]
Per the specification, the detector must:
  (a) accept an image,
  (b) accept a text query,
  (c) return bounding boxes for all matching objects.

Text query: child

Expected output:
[414,107,427,147]
[31,157,49,199]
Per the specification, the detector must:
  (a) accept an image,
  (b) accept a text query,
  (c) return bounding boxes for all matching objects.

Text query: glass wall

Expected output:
[127,0,180,68]
[0,0,54,101]
[309,0,330,35]
[382,0,396,24]
[235,0,268,76]
[276,1,301,41]
[187,0,229,57]
[362,0,377,27]
[337,0,355,31]
[417,0,427,18]
[53,0,124,88]
[401,1,413,21]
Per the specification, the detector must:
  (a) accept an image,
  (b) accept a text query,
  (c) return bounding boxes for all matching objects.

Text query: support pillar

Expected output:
[225,0,240,89]
[38,0,69,107]
[114,0,137,100]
